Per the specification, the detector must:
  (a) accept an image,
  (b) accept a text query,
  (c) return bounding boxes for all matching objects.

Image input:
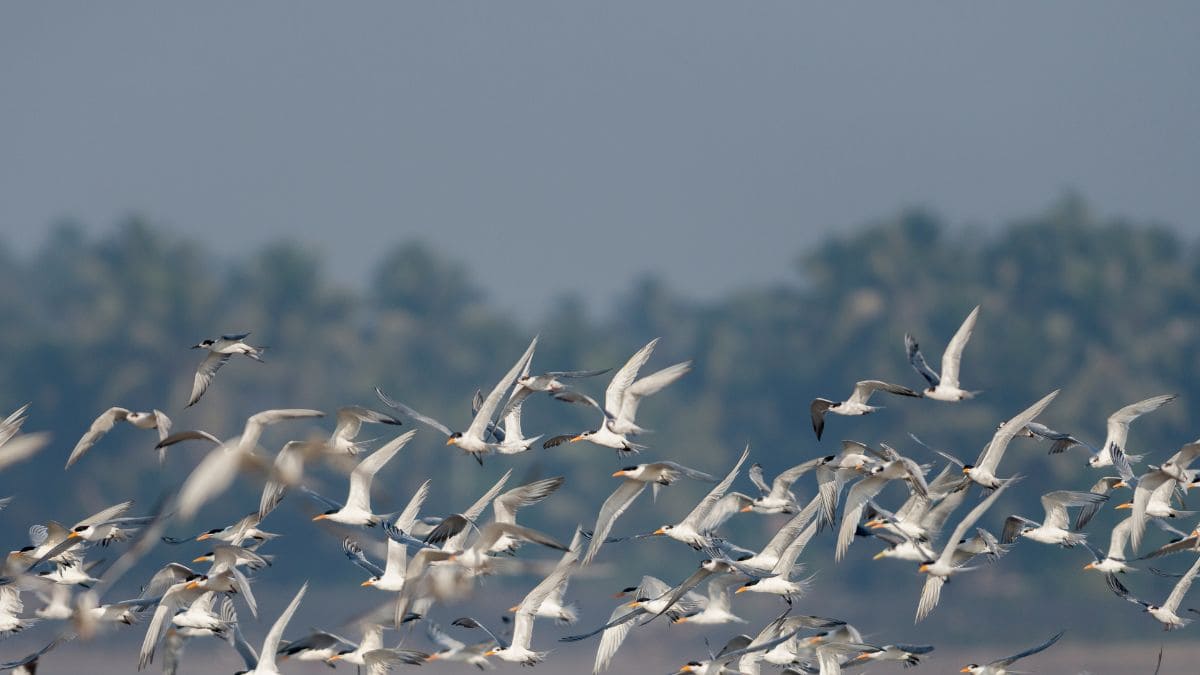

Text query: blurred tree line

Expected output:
[2,195,1198,641]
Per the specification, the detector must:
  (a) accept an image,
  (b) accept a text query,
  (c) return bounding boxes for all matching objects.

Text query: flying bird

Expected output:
[66,407,172,468]
[810,380,921,441]
[904,304,981,401]
[187,332,266,407]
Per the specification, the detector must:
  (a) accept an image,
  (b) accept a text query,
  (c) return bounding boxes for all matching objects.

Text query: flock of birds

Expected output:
[1,308,1196,674]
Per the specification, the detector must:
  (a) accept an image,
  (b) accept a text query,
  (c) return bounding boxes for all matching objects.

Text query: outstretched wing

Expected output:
[939,305,979,389]
[904,334,940,388]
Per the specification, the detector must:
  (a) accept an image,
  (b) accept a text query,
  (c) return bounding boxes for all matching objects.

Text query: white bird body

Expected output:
[312,430,415,526]
[1089,394,1176,468]
[905,306,980,401]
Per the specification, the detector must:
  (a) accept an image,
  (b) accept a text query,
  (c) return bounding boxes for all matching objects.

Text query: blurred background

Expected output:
[2,2,1199,673]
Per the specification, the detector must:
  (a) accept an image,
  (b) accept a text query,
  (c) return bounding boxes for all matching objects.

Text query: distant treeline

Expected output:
[2,196,1196,639]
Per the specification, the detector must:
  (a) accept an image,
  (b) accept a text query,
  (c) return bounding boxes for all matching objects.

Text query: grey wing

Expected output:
[465,336,537,440]
[605,338,659,417]
[1105,572,1150,607]
[229,619,259,671]
[156,429,221,450]
[477,523,567,554]
[1042,491,1107,530]
[152,410,173,443]
[1110,394,1176,425]
[914,575,945,623]
[849,380,920,405]
[258,583,308,671]
[584,480,647,564]
[547,367,611,379]
[1001,515,1038,544]
[979,390,1059,474]
[65,407,129,468]
[773,458,822,492]
[592,606,639,672]
[939,477,1019,566]
[658,461,717,482]
[653,567,713,617]
[680,445,750,529]
[494,476,565,524]
[904,334,940,388]
[939,305,979,389]
[374,387,453,436]
[187,352,230,407]
[343,538,386,578]
[837,476,887,560]
[551,389,608,416]
[1162,554,1200,613]
[993,630,1064,667]
[748,464,770,495]
[78,499,136,528]
[810,399,831,441]
[426,621,466,651]
[452,616,509,650]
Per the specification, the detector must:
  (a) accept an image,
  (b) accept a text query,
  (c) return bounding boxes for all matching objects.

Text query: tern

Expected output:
[583,460,717,564]
[187,332,266,407]
[511,529,582,625]
[848,642,935,667]
[453,613,546,666]
[955,390,1059,489]
[960,630,1063,674]
[810,380,921,441]
[424,621,493,668]
[328,406,402,455]
[376,336,537,463]
[1106,556,1200,630]
[354,479,430,591]
[916,477,1017,622]
[653,446,750,549]
[746,459,824,514]
[1083,517,1137,574]
[735,515,818,603]
[65,407,172,468]
[310,429,417,526]
[904,305,981,401]
[1001,490,1108,547]
[228,582,308,674]
[672,575,747,625]
[545,338,691,454]
[324,622,428,670]
[1075,394,1176,468]
[834,444,929,560]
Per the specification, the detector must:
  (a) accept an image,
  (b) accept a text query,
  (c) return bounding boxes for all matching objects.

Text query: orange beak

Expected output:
[627,601,641,608]
[361,579,374,587]
[961,467,971,474]
[1115,503,1133,510]
[653,528,667,535]
[426,654,440,661]
[483,650,497,657]
[328,655,343,663]
[185,580,201,590]
[739,505,754,512]
[508,605,520,613]
[673,616,688,623]
[569,435,584,443]
[312,514,329,521]
[67,532,82,540]
[961,668,972,673]
[734,587,748,594]
[873,551,888,560]
[918,564,929,573]
[611,470,626,477]
[446,438,457,446]
[196,533,212,541]
[192,556,208,563]
[1114,480,1128,489]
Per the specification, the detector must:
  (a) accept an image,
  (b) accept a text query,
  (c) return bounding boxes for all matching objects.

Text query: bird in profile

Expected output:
[1106,555,1200,630]
[65,407,172,468]
[376,337,537,463]
[959,630,1064,674]
[956,389,1059,490]
[187,332,267,407]
[905,304,981,401]
[810,380,921,441]
[544,337,691,454]
[228,582,308,674]
[1074,394,1177,468]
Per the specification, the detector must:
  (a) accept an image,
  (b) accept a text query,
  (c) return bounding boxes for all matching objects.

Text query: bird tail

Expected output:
[1060,532,1088,548]
[247,346,268,362]
[556,602,580,626]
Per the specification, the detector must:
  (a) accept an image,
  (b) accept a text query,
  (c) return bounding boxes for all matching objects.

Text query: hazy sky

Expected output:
[2,2,1198,316]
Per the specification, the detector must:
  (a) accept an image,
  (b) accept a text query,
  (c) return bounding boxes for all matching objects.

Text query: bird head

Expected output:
[612,466,639,478]
[192,339,214,350]
[961,464,974,475]
[653,525,671,536]
[446,432,463,446]
[312,509,338,521]
[196,528,222,541]
[361,577,378,587]
[570,432,592,443]
[193,552,214,563]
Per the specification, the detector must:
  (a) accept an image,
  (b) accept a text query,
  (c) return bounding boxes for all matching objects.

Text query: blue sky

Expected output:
[2,2,1197,315]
